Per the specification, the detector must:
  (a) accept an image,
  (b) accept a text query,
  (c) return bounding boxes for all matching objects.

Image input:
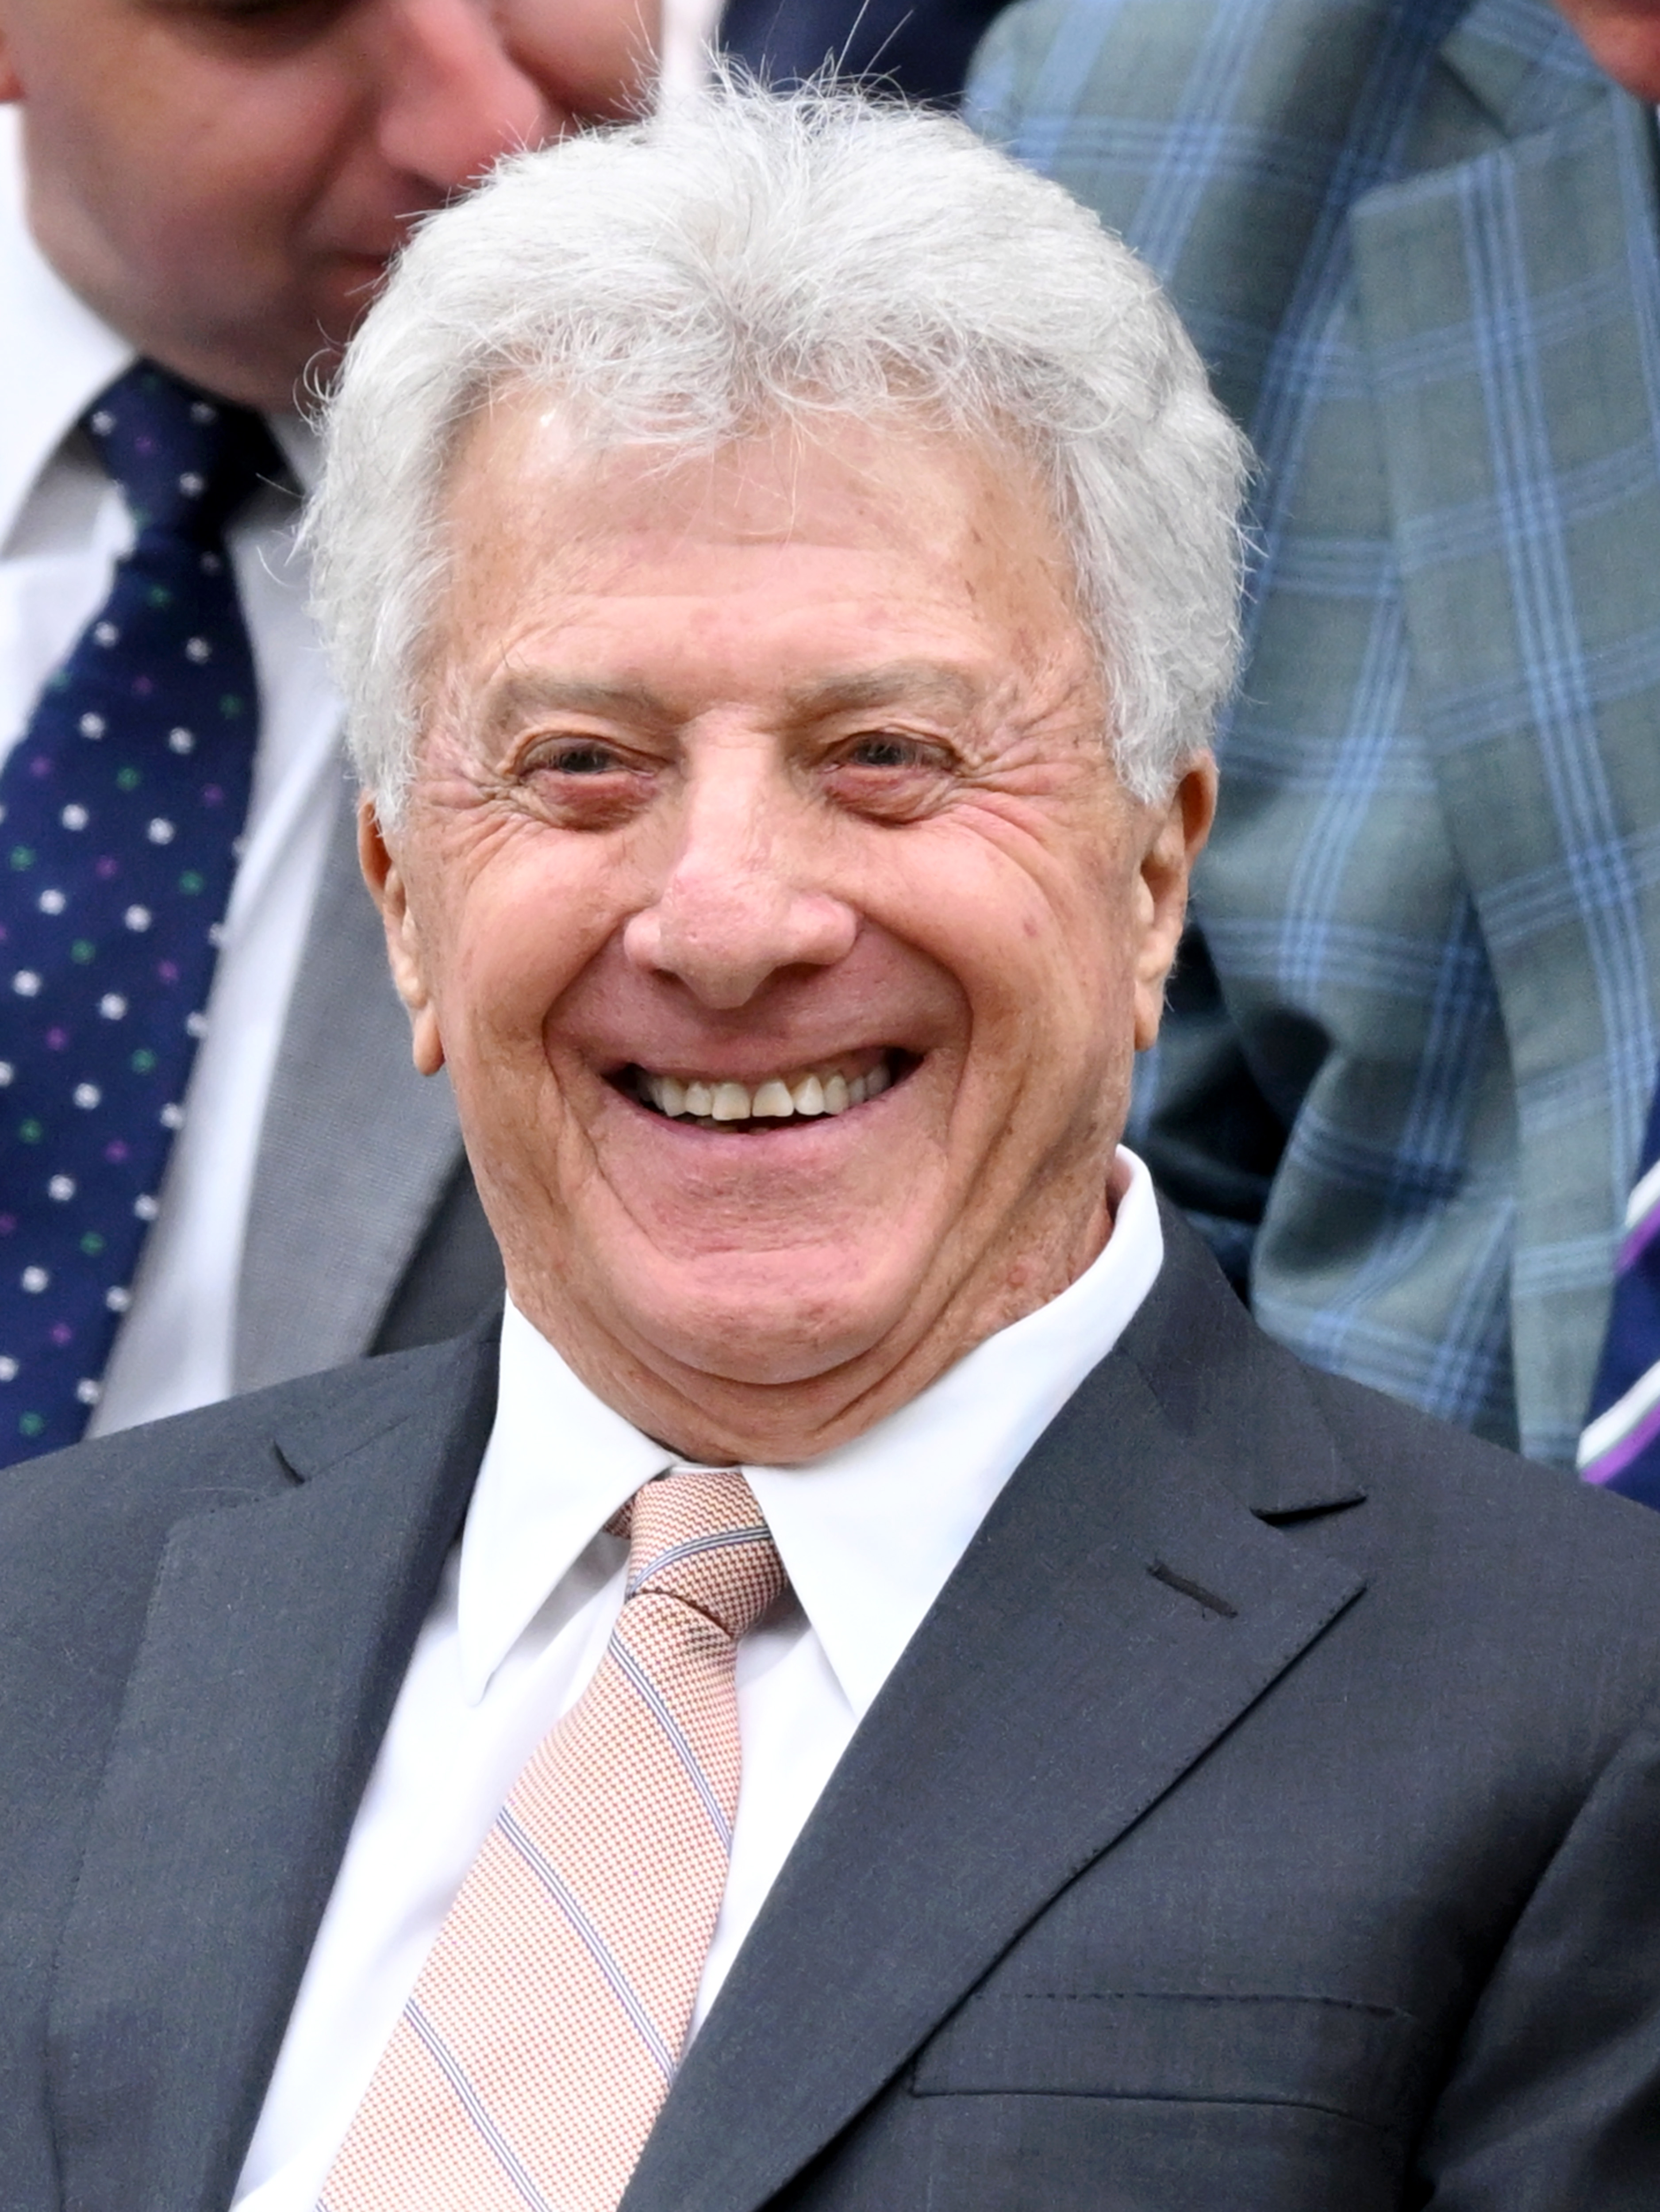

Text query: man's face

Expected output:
[1552,0,1660,98]
[0,0,655,410]
[368,401,1214,1463]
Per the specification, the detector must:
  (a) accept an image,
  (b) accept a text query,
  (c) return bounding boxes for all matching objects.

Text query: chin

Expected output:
[621,1266,913,1390]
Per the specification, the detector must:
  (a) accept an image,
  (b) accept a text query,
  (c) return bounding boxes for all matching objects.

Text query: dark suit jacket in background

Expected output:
[967,0,1660,1469]
[7,1210,1660,2210]
[720,0,1009,107]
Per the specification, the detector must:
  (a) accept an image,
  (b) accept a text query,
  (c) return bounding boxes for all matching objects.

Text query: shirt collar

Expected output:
[0,108,319,550]
[465,1150,1168,1699]
[747,1147,1162,1713]
[459,1147,1164,1709]
[457,1311,674,1701]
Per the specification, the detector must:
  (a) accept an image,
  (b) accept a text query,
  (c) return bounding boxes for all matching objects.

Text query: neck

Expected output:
[508,1192,1116,1467]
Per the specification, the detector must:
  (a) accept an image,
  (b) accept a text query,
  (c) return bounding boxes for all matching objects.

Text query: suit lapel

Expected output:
[46,1328,498,2212]
[235,774,469,1392]
[623,1225,1365,2212]
[1349,28,1660,1454]
[46,1221,1360,2212]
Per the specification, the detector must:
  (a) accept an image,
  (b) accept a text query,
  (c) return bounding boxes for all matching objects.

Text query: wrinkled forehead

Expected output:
[432,380,1092,653]
[437,372,1068,525]
[415,387,1103,753]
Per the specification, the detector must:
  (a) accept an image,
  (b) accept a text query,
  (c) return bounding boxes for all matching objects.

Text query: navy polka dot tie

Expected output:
[0,361,287,1463]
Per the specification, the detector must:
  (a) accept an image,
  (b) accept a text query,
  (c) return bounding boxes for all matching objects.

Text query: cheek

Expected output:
[150,129,315,250]
[419,833,624,1050]
[512,0,659,115]
[122,63,354,260]
[886,833,1127,1065]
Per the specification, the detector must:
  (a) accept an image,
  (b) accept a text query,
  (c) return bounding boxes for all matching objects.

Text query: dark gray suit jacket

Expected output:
[7,1211,1660,2209]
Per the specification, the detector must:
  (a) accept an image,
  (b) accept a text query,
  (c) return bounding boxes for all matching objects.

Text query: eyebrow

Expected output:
[479,661,985,745]
[478,675,678,748]
[778,663,986,722]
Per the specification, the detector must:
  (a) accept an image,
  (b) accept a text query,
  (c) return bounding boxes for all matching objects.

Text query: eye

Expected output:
[175,0,350,21]
[167,0,354,33]
[822,728,958,821]
[846,733,933,770]
[515,733,657,832]
[832,729,958,778]
[542,740,628,777]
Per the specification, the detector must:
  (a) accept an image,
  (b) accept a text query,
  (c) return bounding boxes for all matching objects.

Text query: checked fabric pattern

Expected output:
[968,0,1660,1466]
[1579,1064,1660,1502]
[0,361,283,1461]
[321,1468,787,2212]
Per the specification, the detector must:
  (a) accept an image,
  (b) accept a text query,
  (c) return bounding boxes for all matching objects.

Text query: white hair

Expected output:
[310,79,1249,820]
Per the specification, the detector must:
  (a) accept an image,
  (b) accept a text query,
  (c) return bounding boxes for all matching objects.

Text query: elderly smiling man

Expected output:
[6,84,1660,2212]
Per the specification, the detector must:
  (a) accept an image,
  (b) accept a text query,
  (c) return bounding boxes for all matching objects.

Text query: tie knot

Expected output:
[618,1468,785,1639]
[83,361,286,540]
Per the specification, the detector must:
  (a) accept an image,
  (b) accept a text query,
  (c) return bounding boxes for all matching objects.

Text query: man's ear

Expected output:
[358,795,445,1076]
[1131,753,1217,1052]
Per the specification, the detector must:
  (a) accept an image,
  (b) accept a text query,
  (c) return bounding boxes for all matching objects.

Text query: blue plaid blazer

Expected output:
[968,0,1660,1467]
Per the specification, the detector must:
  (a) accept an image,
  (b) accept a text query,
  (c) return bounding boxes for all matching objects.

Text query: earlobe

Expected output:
[358,795,446,1076]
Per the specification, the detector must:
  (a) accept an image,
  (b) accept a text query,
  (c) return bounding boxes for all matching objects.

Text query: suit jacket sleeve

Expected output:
[1413,1695,1660,2202]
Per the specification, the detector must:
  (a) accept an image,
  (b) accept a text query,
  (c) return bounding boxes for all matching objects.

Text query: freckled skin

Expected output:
[364,402,1215,1464]
[0,0,656,410]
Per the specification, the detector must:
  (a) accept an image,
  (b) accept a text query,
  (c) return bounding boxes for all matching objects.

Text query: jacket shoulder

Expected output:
[0,1326,496,2198]
[0,1328,493,1682]
[1307,1355,1660,1597]
[1130,1206,1660,1684]
[0,1324,496,1875]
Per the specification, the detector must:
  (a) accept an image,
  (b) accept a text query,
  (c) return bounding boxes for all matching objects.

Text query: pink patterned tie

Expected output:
[320,1467,786,2212]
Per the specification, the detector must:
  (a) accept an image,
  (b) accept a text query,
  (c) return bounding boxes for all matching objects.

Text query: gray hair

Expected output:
[310,79,1248,820]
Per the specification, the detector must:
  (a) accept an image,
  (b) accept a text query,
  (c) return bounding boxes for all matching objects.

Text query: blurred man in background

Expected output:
[0,0,657,1465]
[970,0,1660,1479]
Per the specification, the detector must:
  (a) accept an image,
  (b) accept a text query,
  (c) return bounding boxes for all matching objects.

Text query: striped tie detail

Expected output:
[1580,1073,1660,1504]
[319,1468,785,2212]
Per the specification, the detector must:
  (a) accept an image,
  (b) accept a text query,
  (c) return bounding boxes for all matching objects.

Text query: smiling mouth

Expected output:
[619,1049,914,1131]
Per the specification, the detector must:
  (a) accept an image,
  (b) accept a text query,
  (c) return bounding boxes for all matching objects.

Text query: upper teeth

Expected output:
[643,1057,893,1123]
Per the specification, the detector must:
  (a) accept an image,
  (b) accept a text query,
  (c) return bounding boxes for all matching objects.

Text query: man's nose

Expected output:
[621,760,860,1010]
[374,0,562,197]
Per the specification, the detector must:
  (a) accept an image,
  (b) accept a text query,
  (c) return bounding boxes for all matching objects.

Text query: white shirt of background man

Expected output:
[0,110,346,1433]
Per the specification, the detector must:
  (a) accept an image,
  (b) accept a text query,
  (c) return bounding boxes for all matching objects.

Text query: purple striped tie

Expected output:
[1580,1068,1660,1504]
[320,1468,785,2212]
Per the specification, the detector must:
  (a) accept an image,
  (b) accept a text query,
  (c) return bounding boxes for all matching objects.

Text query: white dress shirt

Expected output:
[0,110,346,1432]
[233,1147,1164,2209]
[659,0,724,99]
